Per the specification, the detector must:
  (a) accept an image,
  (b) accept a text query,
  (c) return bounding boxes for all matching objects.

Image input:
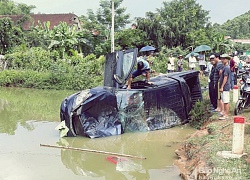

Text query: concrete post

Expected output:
[233,85,239,103]
[232,116,245,154]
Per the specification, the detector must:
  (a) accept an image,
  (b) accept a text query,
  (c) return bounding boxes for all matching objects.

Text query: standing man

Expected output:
[189,53,197,70]
[197,51,206,76]
[208,55,217,111]
[177,55,184,72]
[169,53,175,72]
[213,53,224,113]
[206,55,214,80]
[229,54,236,90]
[219,54,231,120]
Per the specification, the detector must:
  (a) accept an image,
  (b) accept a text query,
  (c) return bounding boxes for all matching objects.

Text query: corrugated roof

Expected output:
[233,39,250,44]
[0,13,79,30]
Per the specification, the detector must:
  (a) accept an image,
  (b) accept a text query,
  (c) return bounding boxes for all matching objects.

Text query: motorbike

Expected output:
[234,69,250,115]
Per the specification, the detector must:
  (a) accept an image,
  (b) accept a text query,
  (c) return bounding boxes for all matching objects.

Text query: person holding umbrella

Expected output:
[188,53,197,70]
[139,45,155,73]
[197,51,206,76]
[193,45,211,75]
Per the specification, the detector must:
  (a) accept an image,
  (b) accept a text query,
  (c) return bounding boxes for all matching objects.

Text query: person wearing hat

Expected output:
[189,53,196,70]
[177,55,184,72]
[208,55,217,111]
[197,51,206,76]
[219,54,231,120]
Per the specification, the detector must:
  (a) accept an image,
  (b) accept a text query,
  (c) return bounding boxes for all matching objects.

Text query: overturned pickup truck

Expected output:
[59,48,202,138]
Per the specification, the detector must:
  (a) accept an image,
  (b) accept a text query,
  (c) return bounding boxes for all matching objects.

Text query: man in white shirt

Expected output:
[189,53,197,70]
[168,53,175,72]
[197,51,206,76]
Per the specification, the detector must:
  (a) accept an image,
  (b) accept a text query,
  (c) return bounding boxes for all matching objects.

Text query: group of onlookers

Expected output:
[208,53,232,120]
[167,51,210,73]
[167,53,187,73]
[167,53,188,73]
[167,52,240,120]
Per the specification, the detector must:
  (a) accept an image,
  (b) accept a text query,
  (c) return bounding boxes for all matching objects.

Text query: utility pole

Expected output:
[111,0,115,52]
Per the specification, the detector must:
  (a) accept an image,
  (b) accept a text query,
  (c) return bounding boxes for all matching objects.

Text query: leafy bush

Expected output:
[189,92,212,129]
[1,48,105,90]
[5,47,56,71]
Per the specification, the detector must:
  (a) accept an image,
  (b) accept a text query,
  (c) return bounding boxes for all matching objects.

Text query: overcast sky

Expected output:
[13,0,250,24]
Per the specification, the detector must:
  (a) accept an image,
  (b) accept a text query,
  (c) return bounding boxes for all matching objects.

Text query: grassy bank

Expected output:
[175,76,250,180]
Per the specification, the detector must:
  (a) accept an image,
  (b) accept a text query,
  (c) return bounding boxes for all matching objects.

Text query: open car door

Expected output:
[115,48,138,88]
[104,48,138,88]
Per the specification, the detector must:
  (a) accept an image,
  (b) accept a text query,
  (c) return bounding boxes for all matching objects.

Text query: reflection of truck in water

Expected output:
[59,48,202,138]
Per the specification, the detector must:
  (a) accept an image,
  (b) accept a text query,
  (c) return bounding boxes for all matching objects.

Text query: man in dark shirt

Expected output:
[213,53,224,112]
[219,54,231,120]
[208,55,217,111]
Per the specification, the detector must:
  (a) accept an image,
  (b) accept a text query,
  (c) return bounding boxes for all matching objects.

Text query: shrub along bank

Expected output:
[1,47,105,90]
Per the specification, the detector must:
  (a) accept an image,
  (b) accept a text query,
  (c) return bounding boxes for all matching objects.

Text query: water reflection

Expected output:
[58,137,149,179]
[0,87,74,134]
[57,128,190,179]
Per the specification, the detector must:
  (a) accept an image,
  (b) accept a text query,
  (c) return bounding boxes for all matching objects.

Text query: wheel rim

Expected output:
[234,100,243,115]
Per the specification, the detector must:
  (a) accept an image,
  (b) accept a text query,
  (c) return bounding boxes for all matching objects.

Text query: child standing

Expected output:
[167,61,172,73]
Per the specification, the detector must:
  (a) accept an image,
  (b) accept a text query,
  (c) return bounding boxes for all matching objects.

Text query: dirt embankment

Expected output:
[174,120,250,180]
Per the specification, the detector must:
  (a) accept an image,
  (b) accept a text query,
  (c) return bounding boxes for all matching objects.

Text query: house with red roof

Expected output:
[0,13,81,30]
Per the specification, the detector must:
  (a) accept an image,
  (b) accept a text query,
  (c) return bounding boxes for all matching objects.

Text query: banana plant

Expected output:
[211,33,233,53]
[48,22,79,58]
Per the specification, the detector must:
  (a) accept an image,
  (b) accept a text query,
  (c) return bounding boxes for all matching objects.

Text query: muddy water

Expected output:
[0,87,195,180]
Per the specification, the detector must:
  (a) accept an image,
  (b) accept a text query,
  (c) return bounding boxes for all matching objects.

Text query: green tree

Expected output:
[95,0,130,31]
[217,10,250,39]
[79,0,131,56]
[115,28,151,50]
[137,0,209,50]
[0,0,35,15]
[0,17,23,54]
[186,26,213,49]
